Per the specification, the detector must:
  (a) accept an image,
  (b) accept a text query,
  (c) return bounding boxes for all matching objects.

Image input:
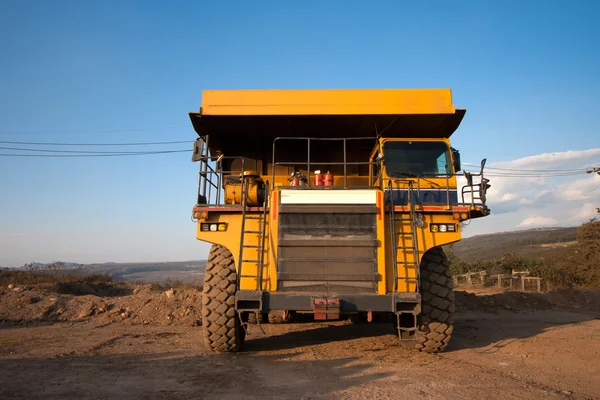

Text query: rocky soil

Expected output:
[1,282,599,399]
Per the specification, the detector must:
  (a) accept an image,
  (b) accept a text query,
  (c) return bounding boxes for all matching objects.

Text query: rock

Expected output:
[78,303,96,319]
[7,284,14,289]
[97,301,107,313]
[120,312,129,318]
[20,295,40,304]
[164,289,175,299]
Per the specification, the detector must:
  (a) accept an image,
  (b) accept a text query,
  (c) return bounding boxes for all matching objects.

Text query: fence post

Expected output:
[521,276,525,291]
[537,279,541,293]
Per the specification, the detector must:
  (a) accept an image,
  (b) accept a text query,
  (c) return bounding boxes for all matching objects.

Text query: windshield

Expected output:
[383,141,451,177]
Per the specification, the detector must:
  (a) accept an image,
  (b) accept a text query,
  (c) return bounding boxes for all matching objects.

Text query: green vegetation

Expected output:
[83,261,206,283]
[0,261,113,287]
[447,220,600,289]
[452,227,577,262]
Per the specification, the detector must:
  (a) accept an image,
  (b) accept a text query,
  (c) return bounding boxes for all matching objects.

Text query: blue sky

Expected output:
[1,1,599,266]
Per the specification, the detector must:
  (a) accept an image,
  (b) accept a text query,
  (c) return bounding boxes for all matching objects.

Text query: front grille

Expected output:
[277,211,378,294]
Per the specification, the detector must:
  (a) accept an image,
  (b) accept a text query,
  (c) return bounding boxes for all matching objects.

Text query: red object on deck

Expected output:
[314,171,324,186]
[324,171,333,186]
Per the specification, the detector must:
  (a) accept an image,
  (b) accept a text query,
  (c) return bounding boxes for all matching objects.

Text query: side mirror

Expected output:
[451,147,461,173]
[192,139,204,162]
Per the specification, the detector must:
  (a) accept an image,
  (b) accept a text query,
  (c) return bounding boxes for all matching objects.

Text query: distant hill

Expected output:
[82,261,207,284]
[452,227,578,262]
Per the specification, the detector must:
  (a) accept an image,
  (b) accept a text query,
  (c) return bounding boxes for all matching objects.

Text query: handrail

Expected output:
[271,136,380,189]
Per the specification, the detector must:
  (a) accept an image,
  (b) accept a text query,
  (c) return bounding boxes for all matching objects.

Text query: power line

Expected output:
[462,169,586,178]
[0,146,190,154]
[0,126,189,134]
[0,140,192,146]
[463,163,588,173]
[0,150,191,158]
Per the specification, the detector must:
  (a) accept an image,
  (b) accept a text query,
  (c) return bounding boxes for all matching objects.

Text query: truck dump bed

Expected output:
[189,89,465,156]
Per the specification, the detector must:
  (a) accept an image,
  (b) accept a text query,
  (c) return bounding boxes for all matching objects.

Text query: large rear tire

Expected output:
[202,244,245,352]
[414,247,454,353]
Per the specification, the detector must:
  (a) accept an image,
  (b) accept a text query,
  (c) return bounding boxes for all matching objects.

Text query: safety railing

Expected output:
[387,161,490,210]
[461,159,490,209]
[195,137,258,206]
[271,136,381,189]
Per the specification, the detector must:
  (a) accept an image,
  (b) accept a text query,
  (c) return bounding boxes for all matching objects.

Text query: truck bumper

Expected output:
[236,290,421,314]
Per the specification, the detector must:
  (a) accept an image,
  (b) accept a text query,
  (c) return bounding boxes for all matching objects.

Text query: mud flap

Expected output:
[313,298,340,321]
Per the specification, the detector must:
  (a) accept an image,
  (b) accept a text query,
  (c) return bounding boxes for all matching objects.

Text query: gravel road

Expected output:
[1,309,599,399]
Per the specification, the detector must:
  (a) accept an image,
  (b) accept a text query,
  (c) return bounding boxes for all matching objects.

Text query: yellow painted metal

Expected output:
[196,133,469,294]
[200,89,456,116]
[224,181,262,206]
[376,190,387,294]
[196,195,463,295]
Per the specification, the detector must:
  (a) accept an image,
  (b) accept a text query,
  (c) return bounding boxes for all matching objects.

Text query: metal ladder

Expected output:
[388,180,421,339]
[237,178,269,292]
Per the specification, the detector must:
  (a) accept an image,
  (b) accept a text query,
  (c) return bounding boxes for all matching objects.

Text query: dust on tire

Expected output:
[415,246,454,353]
[201,244,244,352]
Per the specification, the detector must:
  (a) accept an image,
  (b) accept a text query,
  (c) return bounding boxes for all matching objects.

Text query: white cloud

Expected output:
[463,148,600,236]
[561,174,600,201]
[500,193,518,202]
[492,149,600,169]
[517,216,558,228]
[570,203,599,221]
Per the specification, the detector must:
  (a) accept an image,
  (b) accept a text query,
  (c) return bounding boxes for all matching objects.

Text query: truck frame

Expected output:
[189,89,490,352]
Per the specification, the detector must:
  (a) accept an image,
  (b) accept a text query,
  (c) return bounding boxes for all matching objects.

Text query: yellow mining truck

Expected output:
[189,89,490,353]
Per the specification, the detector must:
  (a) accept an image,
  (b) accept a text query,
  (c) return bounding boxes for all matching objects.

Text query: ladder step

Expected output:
[397,246,416,250]
[244,230,263,234]
[394,231,414,235]
[395,218,413,222]
[242,245,262,248]
[245,216,263,220]
[239,275,259,278]
[396,261,417,265]
[241,259,260,263]
[398,327,418,332]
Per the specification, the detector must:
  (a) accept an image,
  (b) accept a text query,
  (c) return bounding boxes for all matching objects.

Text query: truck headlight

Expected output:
[430,224,456,233]
[200,222,228,232]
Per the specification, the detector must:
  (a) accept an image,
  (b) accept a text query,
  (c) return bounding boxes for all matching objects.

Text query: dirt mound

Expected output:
[455,288,600,312]
[0,282,202,327]
[3,281,599,327]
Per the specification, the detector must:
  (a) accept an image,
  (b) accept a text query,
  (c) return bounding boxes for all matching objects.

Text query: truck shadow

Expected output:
[447,310,599,352]
[245,309,599,353]
[245,322,396,352]
[0,351,392,399]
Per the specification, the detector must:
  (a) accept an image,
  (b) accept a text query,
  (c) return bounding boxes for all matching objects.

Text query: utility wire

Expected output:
[462,163,589,173]
[462,169,586,178]
[0,126,189,134]
[0,140,192,146]
[0,150,191,158]
[0,146,190,154]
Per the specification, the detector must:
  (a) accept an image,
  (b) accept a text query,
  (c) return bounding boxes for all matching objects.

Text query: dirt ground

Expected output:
[1,285,599,399]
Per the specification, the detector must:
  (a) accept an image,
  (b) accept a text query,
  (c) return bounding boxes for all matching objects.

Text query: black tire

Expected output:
[414,247,454,353]
[202,244,245,352]
[268,310,295,324]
